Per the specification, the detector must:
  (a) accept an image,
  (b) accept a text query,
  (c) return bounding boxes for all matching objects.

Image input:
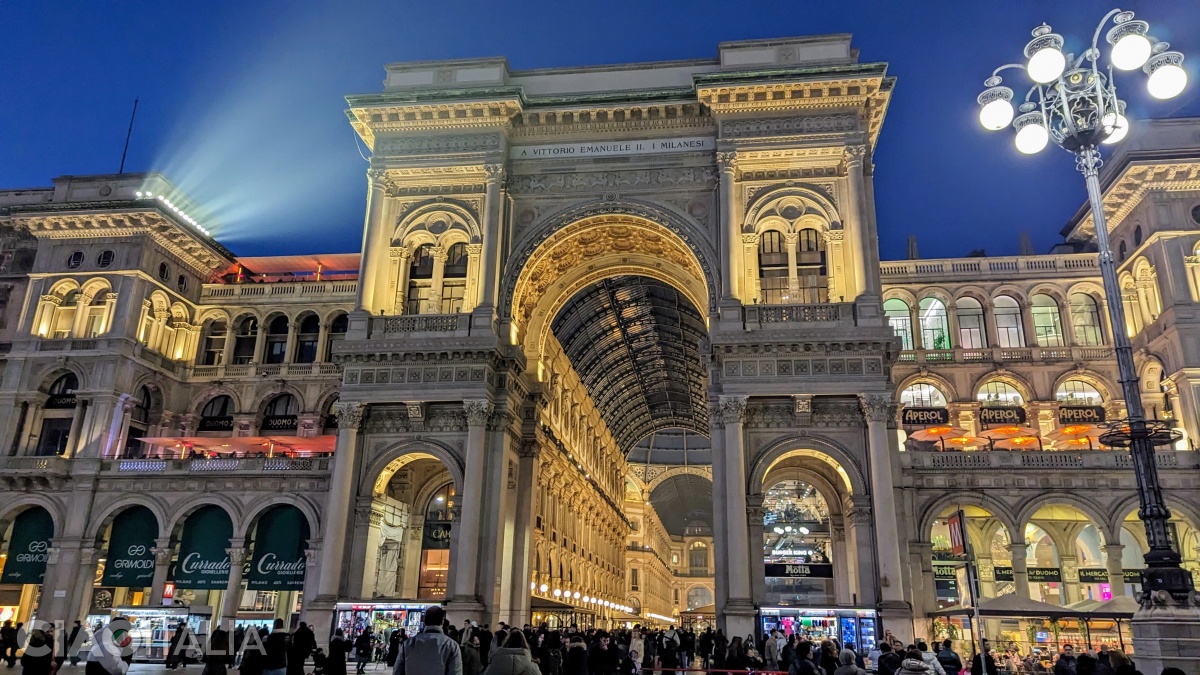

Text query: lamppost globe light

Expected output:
[1146,52,1188,100]
[1027,47,1067,83]
[979,98,1015,130]
[1101,111,1130,145]
[1014,114,1050,154]
[1108,18,1153,71]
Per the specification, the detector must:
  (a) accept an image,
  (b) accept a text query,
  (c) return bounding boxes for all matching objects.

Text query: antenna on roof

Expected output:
[1018,231,1035,256]
[118,98,139,175]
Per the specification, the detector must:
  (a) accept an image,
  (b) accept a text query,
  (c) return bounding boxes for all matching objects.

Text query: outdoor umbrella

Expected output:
[995,435,1043,450]
[1046,423,1103,450]
[977,425,1039,440]
[909,426,968,442]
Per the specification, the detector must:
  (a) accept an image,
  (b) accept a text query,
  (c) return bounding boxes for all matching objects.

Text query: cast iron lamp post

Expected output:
[977,9,1194,603]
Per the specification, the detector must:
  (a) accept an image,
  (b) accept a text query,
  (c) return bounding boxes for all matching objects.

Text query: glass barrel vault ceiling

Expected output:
[549,275,709,453]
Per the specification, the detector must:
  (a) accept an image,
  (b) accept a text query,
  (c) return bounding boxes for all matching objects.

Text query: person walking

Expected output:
[898,649,933,675]
[835,648,870,675]
[461,630,483,675]
[1053,645,1078,675]
[67,621,83,667]
[765,631,781,670]
[563,636,588,675]
[481,631,539,675]
[385,631,400,670]
[204,627,234,675]
[86,623,130,675]
[969,641,997,675]
[935,641,962,675]
[916,642,945,675]
[393,606,461,675]
[289,623,315,675]
[325,630,350,675]
[264,619,291,675]
[353,628,373,675]
[20,629,54,675]
[1,620,16,668]
[788,642,822,675]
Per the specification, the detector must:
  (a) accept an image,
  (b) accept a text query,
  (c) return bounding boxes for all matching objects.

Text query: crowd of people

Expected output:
[0,612,1187,675]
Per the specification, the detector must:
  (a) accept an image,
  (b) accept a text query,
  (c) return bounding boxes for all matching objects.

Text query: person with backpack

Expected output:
[936,640,963,675]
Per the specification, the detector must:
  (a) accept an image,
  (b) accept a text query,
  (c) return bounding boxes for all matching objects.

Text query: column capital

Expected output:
[716,151,738,172]
[463,399,493,426]
[718,395,748,424]
[367,168,387,183]
[843,145,867,168]
[226,547,249,565]
[334,402,367,430]
[858,393,893,423]
[484,163,506,182]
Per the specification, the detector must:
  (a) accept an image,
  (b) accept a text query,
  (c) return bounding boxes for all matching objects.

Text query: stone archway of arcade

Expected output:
[916,495,1200,653]
[0,496,319,630]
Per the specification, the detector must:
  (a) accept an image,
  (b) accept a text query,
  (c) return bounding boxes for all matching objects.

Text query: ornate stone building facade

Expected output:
[0,36,1198,649]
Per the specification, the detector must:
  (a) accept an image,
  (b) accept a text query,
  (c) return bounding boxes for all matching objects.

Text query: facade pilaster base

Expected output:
[721,600,757,638]
[716,297,744,331]
[1130,598,1200,673]
[470,305,496,331]
[878,601,915,646]
[303,600,337,647]
[445,596,487,625]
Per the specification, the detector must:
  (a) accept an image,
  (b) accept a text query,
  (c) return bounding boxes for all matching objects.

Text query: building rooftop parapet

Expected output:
[880,252,1100,283]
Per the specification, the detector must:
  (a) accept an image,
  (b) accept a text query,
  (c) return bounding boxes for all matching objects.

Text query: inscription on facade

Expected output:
[513,137,715,159]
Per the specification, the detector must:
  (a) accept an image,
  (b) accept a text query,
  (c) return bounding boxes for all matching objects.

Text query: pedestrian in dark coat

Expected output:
[386,630,401,668]
[288,623,316,675]
[204,628,235,675]
[325,630,349,675]
[563,637,589,675]
[20,630,54,675]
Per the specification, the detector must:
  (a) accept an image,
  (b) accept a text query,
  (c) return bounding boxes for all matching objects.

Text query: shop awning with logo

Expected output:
[137,435,335,458]
[173,505,233,590]
[929,592,1078,619]
[0,508,54,585]
[102,506,157,587]
[247,507,309,591]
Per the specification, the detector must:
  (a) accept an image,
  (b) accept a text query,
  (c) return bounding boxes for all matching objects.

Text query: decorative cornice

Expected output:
[1072,159,1200,239]
[347,99,523,149]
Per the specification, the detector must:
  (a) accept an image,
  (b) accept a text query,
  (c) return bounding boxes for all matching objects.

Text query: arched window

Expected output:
[1119,240,1128,261]
[1031,294,1065,347]
[322,398,339,435]
[686,587,713,611]
[919,297,950,350]
[199,320,228,366]
[83,291,110,338]
[125,386,154,457]
[262,394,299,434]
[419,482,455,599]
[441,243,468,314]
[407,244,435,314]
[1056,379,1103,405]
[264,316,289,364]
[956,297,987,349]
[884,299,913,350]
[199,395,235,433]
[758,231,789,304]
[37,374,80,456]
[326,313,348,361]
[689,541,709,574]
[232,317,258,365]
[900,382,948,408]
[131,386,153,425]
[48,373,78,397]
[795,228,828,304]
[51,290,80,339]
[994,295,1025,348]
[1069,293,1104,346]
[977,381,1024,406]
[1134,225,1143,246]
[293,314,320,364]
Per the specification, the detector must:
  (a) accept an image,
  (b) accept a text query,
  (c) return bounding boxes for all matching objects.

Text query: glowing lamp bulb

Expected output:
[1148,63,1187,100]
[799,527,810,535]
[553,588,562,597]
[773,527,784,535]
[582,596,590,603]
[1015,123,1050,154]
[978,99,1014,131]
[573,591,581,599]
[784,526,792,533]
[1111,33,1152,71]
[538,584,548,593]
[1028,47,1066,83]
[1101,112,1129,145]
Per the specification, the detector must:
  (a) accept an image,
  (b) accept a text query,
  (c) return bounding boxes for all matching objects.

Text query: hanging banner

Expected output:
[246,507,309,591]
[1078,568,1110,583]
[101,507,158,587]
[422,522,452,550]
[980,406,1027,425]
[173,506,232,590]
[901,407,949,426]
[1059,406,1106,424]
[764,563,834,578]
[947,512,967,556]
[0,508,54,584]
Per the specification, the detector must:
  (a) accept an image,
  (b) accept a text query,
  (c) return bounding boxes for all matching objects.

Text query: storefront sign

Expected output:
[1027,567,1062,582]
[1059,406,1106,424]
[45,394,77,409]
[197,416,234,432]
[512,136,715,160]
[994,566,1014,581]
[901,407,949,426]
[246,507,309,591]
[933,565,959,580]
[102,506,157,587]
[947,512,967,556]
[261,415,298,432]
[1078,568,1110,583]
[1124,569,1142,584]
[422,522,453,550]
[0,508,54,584]
[764,563,835,578]
[173,505,233,589]
[980,406,1026,425]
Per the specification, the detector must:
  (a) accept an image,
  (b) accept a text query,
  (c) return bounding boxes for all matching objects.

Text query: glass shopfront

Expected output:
[763,480,835,606]
[761,607,877,649]
[334,602,433,641]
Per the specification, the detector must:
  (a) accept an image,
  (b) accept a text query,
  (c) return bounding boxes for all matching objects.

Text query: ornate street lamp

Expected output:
[978,10,1193,603]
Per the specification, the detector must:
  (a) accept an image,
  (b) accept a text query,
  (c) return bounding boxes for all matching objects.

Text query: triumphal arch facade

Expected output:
[322,34,910,640]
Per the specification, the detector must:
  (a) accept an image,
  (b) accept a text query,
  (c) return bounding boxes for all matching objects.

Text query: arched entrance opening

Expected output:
[238,505,312,628]
[89,505,161,618]
[0,505,55,624]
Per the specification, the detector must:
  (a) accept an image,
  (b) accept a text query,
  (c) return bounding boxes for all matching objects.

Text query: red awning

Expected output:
[137,435,335,457]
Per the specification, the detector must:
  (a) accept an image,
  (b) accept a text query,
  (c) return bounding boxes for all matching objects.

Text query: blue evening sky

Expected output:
[2,1,1198,259]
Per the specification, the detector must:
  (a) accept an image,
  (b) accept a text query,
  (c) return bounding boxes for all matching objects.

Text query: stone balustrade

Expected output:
[106,456,332,474]
[897,345,1112,365]
[742,302,855,328]
[187,361,342,381]
[881,253,1099,282]
[200,280,357,303]
[902,449,1197,471]
[369,313,475,337]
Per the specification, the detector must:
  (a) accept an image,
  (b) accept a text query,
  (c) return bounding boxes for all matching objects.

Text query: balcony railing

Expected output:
[108,456,332,474]
[370,313,475,337]
[188,362,342,380]
[881,253,1099,281]
[897,346,1112,365]
[742,303,855,327]
[201,280,357,302]
[902,449,1196,471]
[0,456,72,475]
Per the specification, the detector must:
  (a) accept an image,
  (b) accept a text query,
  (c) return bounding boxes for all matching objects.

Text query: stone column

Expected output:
[860,395,910,607]
[832,521,852,605]
[709,403,730,625]
[508,440,540,626]
[1104,543,1127,597]
[64,399,88,457]
[718,395,755,636]
[1060,554,1079,604]
[68,546,101,624]
[847,501,879,606]
[842,146,871,299]
[220,547,248,623]
[447,400,491,621]
[747,495,766,607]
[316,403,366,599]
[283,321,299,364]
[149,538,174,605]
[785,232,800,300]
[356,170,387,311]
[717,152,740,301]
[1009,542,1030,599]
[427,246,447,314]
[474,164,504,321]
[393,248,413,314]
[357,505,385,598]
[1019,301,1038,348]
